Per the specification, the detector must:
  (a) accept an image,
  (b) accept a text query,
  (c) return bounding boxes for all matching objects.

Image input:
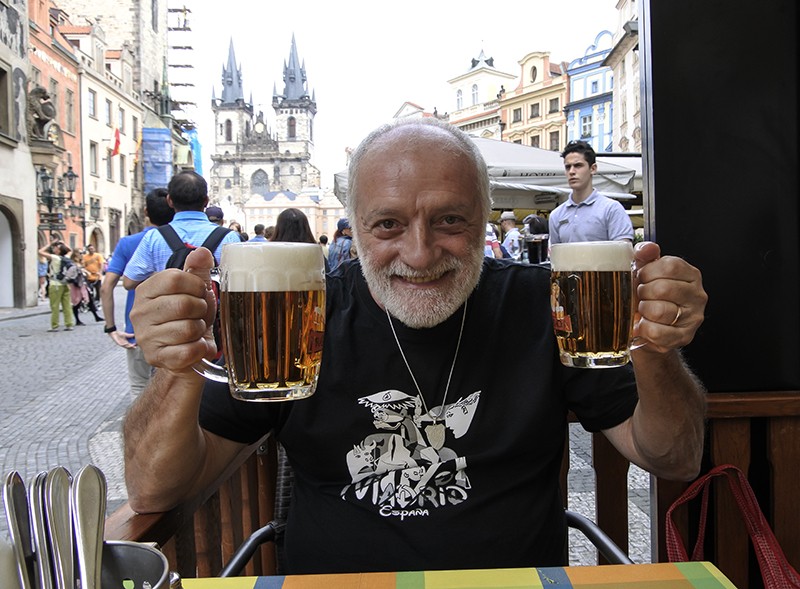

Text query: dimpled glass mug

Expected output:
[194,242,326,400]
[549,241,637,368]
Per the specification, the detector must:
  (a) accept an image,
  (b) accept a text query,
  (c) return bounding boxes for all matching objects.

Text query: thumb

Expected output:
[634,241,661,268]
[183,246,215,283]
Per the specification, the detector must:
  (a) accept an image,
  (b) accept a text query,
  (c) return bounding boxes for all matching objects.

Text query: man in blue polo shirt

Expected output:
[548,140,633,245]
[123,171,241,290]
[100,188,174,398]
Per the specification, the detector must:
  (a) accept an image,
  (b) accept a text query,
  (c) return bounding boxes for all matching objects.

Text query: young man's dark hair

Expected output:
[561,140,596,166]
[166,171,208,210]
[145,188,174,226]
[318,234,328,245]
[253,223,265,236]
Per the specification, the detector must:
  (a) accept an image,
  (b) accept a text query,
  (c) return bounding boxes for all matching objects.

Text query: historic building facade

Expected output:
[563,31,614,152]
[498,51,568,150]
[446,49,516,140]
[209,36,342,238]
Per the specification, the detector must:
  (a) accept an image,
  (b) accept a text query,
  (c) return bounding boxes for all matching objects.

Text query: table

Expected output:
[182,561,737,588]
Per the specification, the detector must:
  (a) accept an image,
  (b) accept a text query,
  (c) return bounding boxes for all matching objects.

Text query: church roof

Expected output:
[263,190,299,202]
[220,38,244,105]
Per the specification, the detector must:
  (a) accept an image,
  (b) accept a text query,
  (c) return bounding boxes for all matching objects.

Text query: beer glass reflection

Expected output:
[195,242,326,400]
[549,241,634,368]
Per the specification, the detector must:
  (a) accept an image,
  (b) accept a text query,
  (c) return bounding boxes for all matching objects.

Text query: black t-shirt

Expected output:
[199,258,638,574]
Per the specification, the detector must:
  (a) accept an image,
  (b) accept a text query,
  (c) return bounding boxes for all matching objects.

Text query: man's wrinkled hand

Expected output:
[632,241,708,353]
[129,247,219,373]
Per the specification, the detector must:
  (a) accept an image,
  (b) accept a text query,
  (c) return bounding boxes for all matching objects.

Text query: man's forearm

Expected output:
[123,368,213,512]
[629,349,706,480]
[100,274,119,330]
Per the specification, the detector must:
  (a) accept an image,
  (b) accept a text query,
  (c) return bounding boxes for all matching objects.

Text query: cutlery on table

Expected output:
[28,471,54,589]
[3,471,35,589]
[44,467,73,589]
[71,465,107,589]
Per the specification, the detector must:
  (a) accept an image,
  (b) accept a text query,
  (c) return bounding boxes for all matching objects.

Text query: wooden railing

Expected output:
[106,392,800,585]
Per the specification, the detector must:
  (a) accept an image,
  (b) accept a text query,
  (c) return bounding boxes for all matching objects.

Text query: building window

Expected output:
[48,78,59,126]
[105,99,112,126]
[513,139,522,145]
[106,149,114,180]
[288,116,296,139]
[119,155,127,185]
[88,89,97,119]
[581,114,593,138]
[530,66,538,83]
[549,131,560,151]
[549,97,560,113]
[224,120,232,141]
[456,89,462,110]
[471,84,478,106]
[530,103,540,118]
[152,0,158,32]
[591,80,598,94]
[118,107,125,133]
[512,108,522,123]
[89,141,98,175]
[0,59,10,139]
[132,116,139,141]
[65,89,75,133]
[31,67,41,86]
[530,135,540,148]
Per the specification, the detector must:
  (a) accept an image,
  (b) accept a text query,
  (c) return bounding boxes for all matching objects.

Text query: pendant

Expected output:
[428,406,444,420]
[425,423,446,450]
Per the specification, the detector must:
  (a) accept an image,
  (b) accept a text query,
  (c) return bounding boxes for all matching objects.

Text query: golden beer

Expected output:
[195,242,326,400]
[550,241,634,368]
[221,290,325,400]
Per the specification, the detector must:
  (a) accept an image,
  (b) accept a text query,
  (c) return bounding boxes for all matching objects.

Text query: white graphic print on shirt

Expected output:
[340,389,480,519]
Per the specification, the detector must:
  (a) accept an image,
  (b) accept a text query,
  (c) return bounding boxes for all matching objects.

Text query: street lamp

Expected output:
[36,166,63,240]
[62,165,84,244]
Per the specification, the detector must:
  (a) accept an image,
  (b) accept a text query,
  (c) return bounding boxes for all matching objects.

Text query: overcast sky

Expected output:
[176,1,619,190]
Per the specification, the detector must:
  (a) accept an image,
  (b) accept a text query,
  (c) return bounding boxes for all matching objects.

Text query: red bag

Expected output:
[666,463,800,588]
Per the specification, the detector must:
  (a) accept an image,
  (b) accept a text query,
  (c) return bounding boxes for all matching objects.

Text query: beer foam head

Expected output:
[550,241,633,272]
[220,242,325,292]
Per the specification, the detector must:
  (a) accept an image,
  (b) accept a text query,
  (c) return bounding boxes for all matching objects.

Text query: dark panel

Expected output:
[641,1,799,391]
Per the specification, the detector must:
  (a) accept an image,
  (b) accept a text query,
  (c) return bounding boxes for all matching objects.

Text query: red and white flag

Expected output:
[111,128,121,157]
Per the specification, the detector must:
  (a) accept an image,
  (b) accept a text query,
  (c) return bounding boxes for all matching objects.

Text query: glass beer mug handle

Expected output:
[629,336,648,351]
[192,358,229,383]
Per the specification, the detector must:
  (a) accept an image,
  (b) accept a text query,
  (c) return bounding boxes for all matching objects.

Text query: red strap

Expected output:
[666,464,800,588]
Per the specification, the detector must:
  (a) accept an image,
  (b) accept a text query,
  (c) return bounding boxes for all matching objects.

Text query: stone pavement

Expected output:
[0,288,652,564]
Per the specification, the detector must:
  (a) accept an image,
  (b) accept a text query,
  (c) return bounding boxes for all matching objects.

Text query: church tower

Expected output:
[209,37,320,212]
[272,34,317,185]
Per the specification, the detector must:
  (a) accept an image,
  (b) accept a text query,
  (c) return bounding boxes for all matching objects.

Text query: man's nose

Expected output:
[401,223,439,269]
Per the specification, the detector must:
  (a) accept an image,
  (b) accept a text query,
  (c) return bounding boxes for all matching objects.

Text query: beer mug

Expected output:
[194,242,326,401]
[549,241,636,368]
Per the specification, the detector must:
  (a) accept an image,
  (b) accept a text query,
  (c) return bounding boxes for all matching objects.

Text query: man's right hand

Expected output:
[109,330,136,349]
[129,247,219,374]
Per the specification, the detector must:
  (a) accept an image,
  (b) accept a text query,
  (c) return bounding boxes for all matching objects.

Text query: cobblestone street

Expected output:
[0,286,652,564]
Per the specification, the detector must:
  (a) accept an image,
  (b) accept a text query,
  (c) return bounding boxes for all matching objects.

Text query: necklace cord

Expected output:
[385,300,468,423]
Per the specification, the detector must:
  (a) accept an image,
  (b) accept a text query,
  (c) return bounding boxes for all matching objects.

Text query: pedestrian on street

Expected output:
[82,244,105,305]
[38,240,75,332]
[101,188,175,398]
[68,251,103,325]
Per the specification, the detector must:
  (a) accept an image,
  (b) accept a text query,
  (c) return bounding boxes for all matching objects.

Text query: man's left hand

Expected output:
[632,241,707,353]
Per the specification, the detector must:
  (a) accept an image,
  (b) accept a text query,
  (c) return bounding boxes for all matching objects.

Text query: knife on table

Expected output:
[3,471,34,589]
[70,465,106,589]
[44,467,74,589]
[29,471,54,589]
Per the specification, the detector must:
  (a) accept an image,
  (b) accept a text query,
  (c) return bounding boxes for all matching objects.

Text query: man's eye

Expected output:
[443,216,459,225]
[378,220,396,230]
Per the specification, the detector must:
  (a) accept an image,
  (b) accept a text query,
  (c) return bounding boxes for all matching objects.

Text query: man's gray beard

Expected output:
[358,244,484,329]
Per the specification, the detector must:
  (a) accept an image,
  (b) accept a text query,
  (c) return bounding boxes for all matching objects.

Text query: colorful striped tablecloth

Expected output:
[182,561,737,588]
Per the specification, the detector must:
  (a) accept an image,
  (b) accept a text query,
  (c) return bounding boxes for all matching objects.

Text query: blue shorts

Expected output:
[38,261,48,278]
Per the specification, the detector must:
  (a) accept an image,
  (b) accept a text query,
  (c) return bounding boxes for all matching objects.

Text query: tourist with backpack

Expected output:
[37,239,76,332]
[122,171,242,291]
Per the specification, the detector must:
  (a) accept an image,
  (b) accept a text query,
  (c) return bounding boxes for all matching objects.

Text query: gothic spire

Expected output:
[281,33,309,100]
[220,38,244,104]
